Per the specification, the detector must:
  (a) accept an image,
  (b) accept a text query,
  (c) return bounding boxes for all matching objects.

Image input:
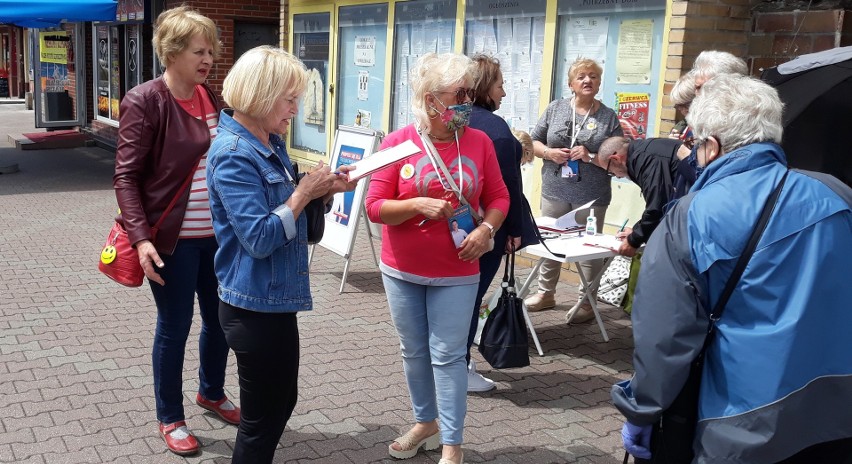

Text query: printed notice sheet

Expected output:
[616,19,653,84]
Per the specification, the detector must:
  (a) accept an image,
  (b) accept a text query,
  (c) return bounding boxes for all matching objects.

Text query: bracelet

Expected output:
[480,221,497,238]
[543,148,550,160]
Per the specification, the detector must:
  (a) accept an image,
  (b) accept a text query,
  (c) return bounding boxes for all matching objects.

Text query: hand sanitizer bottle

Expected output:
[585,210,597,236]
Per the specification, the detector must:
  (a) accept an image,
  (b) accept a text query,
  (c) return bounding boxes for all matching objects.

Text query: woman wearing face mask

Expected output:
[524,57,623,321]
[365,52,510,464]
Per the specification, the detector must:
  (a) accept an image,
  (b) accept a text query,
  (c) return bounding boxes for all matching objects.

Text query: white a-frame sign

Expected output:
[311,125,383,292]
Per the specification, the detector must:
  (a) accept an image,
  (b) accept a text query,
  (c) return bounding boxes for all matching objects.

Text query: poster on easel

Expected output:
[318,125,382,259]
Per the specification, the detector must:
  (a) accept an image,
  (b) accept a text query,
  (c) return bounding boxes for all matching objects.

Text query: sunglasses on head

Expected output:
[435,88,475,104]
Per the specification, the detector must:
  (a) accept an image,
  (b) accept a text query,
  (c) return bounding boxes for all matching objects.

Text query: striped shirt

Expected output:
[175,88,218,239]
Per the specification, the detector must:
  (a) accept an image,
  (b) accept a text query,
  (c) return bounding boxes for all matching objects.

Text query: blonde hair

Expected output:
[568,57,603,82]
[222,46,308,119]
[153,6,220,67]
[409,52,477,128]
[512,129,534,164]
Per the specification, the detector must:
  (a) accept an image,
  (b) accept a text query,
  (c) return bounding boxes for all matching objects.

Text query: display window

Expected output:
[93,23,142,125]
[391,0,457,131]
[336,3,389,131]
[555,0,666,138]
[291,11,332,157]
[463,0,546,134]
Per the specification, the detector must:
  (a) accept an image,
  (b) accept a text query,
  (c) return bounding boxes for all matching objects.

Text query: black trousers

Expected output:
[219,301,300,464]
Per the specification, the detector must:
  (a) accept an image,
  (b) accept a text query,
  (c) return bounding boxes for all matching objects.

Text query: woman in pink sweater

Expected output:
[365,53,509,464]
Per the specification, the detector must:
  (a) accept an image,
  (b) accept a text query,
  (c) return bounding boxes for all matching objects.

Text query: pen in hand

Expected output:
[616,218,629,241]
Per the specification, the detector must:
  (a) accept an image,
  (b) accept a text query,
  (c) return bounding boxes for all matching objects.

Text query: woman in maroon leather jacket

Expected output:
[113,6,237,456]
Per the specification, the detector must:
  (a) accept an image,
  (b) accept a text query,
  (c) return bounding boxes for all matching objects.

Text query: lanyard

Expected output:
[571,96,592,148]
[419,128,463,198]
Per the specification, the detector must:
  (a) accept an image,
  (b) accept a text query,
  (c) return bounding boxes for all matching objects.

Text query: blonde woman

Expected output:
[365,52,510,464]
[524,57,624,319]
[114,6,236,456]
[207,46,356,463]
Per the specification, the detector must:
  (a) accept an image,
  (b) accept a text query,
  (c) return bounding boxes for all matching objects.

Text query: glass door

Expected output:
[33,24,86,128]
[290,8,333,163]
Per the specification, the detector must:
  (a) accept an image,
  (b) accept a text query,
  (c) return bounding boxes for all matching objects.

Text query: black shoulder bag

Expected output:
[293,163,329,245]
[637,170,789,464]
[478,246,531,369]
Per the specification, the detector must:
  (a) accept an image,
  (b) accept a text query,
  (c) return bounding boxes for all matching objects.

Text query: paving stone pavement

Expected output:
[0,104,636,463]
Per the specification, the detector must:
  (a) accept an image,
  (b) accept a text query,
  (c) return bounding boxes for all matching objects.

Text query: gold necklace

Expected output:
[433,140,456,151]
[427,132,454,142]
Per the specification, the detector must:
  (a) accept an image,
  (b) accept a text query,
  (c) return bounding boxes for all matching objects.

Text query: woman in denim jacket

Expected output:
[206,46,356,464]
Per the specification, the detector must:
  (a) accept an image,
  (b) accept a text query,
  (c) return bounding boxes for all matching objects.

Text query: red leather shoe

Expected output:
[196,393,241,425]
[159,421,200,456]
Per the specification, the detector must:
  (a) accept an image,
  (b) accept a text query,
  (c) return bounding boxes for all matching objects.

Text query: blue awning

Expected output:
[0,0,117,27]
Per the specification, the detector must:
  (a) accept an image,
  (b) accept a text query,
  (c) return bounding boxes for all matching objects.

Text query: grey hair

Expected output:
[692,50,748,81]
[686,74,783,153]
[409,52,477,128]
[670,72,697,107]
[597,137,630,162]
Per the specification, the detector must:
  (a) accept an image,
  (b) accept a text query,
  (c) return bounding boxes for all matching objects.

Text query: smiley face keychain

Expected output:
[100,245,117,264]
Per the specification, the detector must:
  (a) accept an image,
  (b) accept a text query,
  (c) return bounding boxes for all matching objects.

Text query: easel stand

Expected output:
[310,125,384,292]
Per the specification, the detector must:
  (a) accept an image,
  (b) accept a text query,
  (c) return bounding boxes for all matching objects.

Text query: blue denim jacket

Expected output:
[207,110,311,313]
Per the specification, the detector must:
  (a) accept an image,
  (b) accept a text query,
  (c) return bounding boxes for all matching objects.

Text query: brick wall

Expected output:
[167,0,282,96]
[749,8,850,75]
[661,0,753,134]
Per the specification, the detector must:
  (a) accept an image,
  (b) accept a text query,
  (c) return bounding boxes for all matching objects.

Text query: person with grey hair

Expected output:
[612,74,852,462]
[365,52,510,464]
[691,49,748,89]
[207,46,358,463]
[593,136,685,257]
[668,72,696,141]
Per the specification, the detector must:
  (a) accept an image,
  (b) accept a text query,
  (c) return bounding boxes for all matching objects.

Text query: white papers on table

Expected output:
[583,234,621,251]
[346,140,421,181]
[537,199,596,230]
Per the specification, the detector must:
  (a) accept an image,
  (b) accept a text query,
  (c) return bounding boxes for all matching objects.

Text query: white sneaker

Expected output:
[467,360,496,392]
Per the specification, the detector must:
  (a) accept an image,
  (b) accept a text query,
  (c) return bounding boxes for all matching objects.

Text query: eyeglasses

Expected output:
[605,157,615,177]
[435,88,475,104]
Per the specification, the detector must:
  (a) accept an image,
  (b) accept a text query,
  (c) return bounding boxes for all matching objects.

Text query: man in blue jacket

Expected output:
[611,74,852,462]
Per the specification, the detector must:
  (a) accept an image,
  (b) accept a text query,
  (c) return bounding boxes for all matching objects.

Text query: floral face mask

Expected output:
[431,97,473,132]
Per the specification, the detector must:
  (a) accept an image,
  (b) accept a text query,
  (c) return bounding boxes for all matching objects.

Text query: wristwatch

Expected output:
[588,152,597,160]
[480,221,497,238]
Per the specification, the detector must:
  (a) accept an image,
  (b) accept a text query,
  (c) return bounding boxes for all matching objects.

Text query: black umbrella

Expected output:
[761,47,852,186]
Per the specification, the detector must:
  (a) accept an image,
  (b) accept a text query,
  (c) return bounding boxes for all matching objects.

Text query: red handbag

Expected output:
[98,221,146,287]
[98,167,198,287]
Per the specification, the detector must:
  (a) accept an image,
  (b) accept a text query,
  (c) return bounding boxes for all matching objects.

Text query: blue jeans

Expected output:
[382,274,478,445]
[149,237,229,424]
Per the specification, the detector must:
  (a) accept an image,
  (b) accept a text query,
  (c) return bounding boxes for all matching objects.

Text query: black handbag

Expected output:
[293,163,328,245]
[478,247,531,369]
[640,171,789,464]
